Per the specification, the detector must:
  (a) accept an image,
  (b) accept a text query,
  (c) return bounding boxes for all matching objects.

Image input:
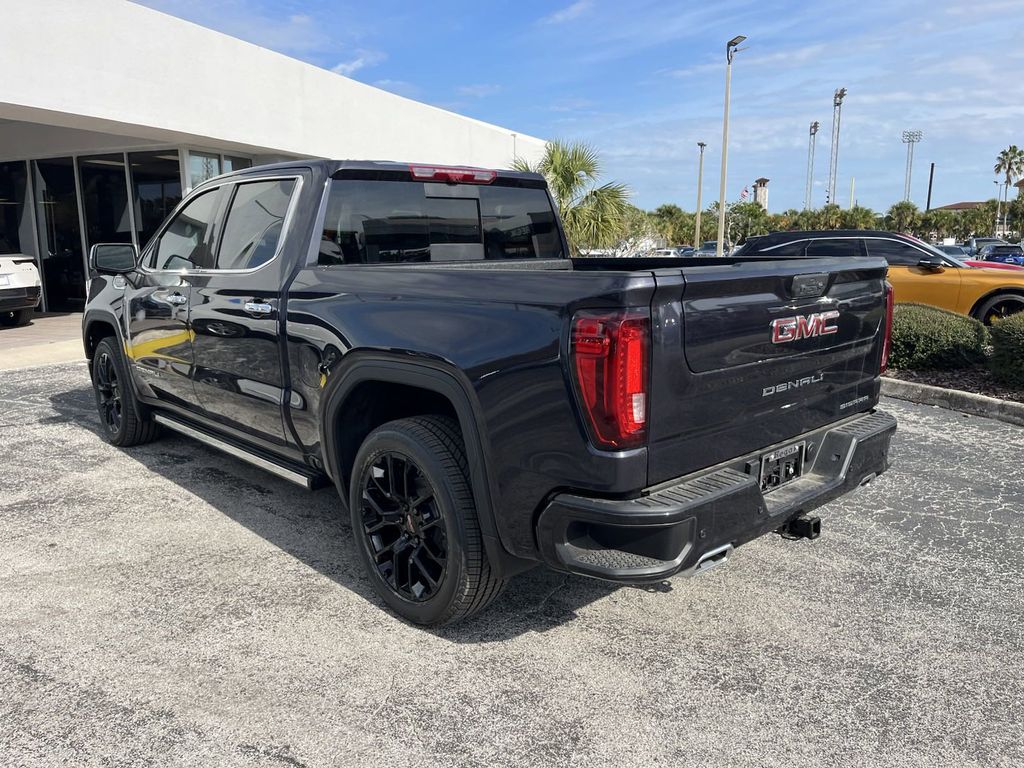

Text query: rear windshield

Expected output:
[318,179,563,265]
[991,246,1023,254]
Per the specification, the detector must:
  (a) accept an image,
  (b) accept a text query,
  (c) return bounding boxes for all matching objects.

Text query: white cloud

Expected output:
[539,0,593,25]
[332,49,387,77]
[457,84,502,98]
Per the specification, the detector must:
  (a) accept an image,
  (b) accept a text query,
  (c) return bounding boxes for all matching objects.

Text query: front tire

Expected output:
[349,416,506,625]
[0,308,33,327]
[974,293,1024,325]
[91,337,160,446]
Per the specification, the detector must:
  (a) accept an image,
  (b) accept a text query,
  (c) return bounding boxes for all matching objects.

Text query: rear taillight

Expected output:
[571,309,650,449]
[409,164,497,184]
[880,281,894,373]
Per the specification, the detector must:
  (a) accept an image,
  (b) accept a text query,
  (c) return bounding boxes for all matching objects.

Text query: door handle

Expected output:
[166,293,188,305]
[244,301,274,315]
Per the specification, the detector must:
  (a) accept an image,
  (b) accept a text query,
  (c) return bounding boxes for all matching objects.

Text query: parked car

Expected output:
[966,236,1006,256]
[693,240,728,256]
[733,229,1024,324]
[963,259,1024,271]
[935,244,967,258]
[83,160,896,625]
[976,244,1024,266]
[0,251,42,327]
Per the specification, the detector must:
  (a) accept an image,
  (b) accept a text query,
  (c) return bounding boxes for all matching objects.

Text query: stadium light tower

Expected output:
[902,130,923,202]
[716,34,746,257]
[825,88,846,205]
[804,121,819,210]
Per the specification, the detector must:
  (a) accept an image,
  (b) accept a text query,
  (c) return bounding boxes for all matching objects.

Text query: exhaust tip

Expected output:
[693,543,734,575]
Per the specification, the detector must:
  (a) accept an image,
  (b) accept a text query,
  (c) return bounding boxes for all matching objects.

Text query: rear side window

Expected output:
[762,241,806,258]
[318,179,563,265]
[216,179,296,270]
[865,239,923,266]
[805,239,862,258]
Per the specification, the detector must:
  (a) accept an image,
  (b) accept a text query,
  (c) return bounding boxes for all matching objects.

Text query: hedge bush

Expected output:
[989,311,1024,387]
[888,303,988,371]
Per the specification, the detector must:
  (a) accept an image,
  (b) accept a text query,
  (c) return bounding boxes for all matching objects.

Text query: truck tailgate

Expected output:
[647,257,889,486]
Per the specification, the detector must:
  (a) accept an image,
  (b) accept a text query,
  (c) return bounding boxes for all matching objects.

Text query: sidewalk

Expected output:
[0,313,85,370]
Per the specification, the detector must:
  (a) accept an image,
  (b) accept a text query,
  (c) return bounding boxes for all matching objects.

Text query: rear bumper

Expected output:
[0,286,41,312]
[535,409,897,582]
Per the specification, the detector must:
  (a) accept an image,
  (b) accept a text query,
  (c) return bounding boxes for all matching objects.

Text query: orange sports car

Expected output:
[735,230,1024,324]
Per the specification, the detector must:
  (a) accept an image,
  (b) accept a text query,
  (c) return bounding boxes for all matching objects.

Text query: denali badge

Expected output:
[763,373,824,397]
[771,310,840,344]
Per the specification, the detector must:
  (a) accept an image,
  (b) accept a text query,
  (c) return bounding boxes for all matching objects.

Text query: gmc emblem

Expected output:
[771,310,840,344]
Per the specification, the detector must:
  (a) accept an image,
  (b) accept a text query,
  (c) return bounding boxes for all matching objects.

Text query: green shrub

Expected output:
[989,311,1024,387]
[889,303,988,371]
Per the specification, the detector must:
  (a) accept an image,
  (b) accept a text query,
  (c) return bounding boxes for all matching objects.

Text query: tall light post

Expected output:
[825,88,846,205]
[716,35,746,257]
[995,180,1003,236]
[901,130,922,202]
[694,142,707,246]
[804,120,819,210]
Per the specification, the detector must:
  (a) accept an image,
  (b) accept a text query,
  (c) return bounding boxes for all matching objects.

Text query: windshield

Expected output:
[902,235,967,267]
[991,245,1023,254]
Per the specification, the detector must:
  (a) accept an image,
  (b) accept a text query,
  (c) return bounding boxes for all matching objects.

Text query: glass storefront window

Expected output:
[0,161,32,257]
[129,151,182,250]
[78,154,133,247]
[188,151,221,188]
[223,156,252,173]
[34,158,85,313]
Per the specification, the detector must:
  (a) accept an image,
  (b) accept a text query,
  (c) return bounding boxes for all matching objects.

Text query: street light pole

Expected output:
[694,142,706,247]
[716,35,746,257]
[995,180,1002,236]
[804,121,819,210]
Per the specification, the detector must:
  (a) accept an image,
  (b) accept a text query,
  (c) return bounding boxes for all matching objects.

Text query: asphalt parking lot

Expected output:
[1,362,1022,767]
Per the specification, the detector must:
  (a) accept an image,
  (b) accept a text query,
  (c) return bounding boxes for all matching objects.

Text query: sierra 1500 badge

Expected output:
[771,310,840,344]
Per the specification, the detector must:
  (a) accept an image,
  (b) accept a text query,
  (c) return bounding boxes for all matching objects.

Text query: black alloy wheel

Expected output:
[981,296,1024,325]
[348,416,506,625]
[359,451,448,602]
[94,350,123,435]
[90,337,160,447]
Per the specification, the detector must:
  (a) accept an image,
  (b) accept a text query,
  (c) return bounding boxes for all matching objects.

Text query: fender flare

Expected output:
[82,308,125,358]
[318,352,527,573]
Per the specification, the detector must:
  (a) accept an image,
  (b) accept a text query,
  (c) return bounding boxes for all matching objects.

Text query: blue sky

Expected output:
[136,0,1024,212]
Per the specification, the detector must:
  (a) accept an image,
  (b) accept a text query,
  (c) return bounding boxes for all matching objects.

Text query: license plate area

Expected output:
[758,441,805,493]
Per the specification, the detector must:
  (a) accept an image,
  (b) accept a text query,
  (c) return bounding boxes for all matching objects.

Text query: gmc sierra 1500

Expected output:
[83,160,896,625]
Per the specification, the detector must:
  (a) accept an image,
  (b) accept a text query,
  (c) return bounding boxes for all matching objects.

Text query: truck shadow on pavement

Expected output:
[49,385,663,643]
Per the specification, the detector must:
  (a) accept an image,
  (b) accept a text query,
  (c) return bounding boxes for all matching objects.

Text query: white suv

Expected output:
[0,252,42,326]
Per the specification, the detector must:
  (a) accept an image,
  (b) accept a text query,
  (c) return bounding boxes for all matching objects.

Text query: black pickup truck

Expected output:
[83,160,896,625]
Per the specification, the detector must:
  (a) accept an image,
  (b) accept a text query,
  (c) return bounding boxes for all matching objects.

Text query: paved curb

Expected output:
[881,377,1024,427]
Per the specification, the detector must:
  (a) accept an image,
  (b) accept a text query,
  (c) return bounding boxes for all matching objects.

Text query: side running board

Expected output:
[153,414,324,490]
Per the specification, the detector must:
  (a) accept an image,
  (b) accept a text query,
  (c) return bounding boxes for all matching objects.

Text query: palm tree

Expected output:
[839,205,878,230]
[994,145,1024,189]
[885,201,921,233]
[513,140,630,253]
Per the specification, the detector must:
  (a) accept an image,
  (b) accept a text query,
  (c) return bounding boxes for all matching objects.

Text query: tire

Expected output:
[0,308,33,327]
[974,293,1024,325]
[349,415,506,625]
[91,337,161,447]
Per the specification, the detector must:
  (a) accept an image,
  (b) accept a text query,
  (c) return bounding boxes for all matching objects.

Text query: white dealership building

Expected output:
[0,0,544,312]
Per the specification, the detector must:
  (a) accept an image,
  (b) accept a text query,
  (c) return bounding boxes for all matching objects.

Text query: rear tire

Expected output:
[0,308,33,327]
[91,337,161,447]
[349,415,506,625]
[974,293,1024,325]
